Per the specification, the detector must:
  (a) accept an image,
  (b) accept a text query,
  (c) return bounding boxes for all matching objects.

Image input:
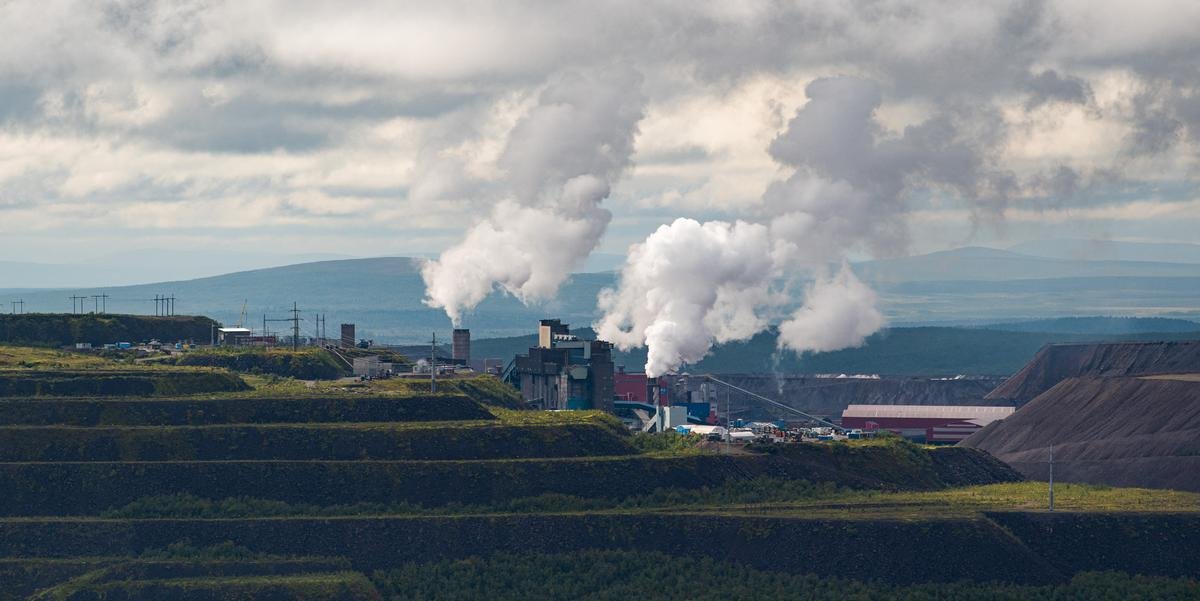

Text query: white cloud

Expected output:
[0,0,1196,267]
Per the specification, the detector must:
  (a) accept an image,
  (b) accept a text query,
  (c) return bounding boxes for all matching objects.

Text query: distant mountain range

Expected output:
[1008,238,1200,264]
[853,246,1200,283]
[3,243,1200,343]
[0,249,357,289]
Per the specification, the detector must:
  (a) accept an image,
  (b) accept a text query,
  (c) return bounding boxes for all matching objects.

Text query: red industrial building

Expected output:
[841,404,1014,443]
[614,367,670,406]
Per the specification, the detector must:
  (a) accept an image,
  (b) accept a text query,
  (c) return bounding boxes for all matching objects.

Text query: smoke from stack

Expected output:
[421,67,646,326]
[598,76,997,376]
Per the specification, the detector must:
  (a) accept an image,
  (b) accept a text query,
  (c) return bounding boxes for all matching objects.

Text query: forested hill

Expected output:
[471,326,1200,377]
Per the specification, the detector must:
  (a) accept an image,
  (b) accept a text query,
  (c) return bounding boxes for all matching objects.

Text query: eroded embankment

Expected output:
[0,395,492,426]
[986,341,1200,402]
[964,376,1200,491]
[0,445,1017,517]
[0,514,1058,586]
[2,511,1198,586]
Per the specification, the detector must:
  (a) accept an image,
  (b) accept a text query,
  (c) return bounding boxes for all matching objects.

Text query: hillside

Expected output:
[704,374,1008,420]
[474,326,1200,377]
[980,316,1200,334]
[963,376,1200,492]
[5,252,1200,343]
[2,348,1200,596]
[854,246,1200,283]
[1008,239,1200,264]
[986,341,1200,401]
[0,314,217,347]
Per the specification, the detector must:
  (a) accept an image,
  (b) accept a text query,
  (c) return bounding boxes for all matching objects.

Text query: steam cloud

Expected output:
[598,75,1002,376]
[422,67,645,325]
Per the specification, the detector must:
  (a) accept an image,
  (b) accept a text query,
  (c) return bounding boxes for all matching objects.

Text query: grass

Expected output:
[93,480,1200,521]
[370,550,1200,601]
[0,346,115,369]
[32,571,380,600]
[707,482,1200,519]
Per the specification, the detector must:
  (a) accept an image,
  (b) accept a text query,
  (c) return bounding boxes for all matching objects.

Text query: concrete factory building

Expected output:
[841,404,1015,444]
[510,319,615,412]
[452,328,470,363]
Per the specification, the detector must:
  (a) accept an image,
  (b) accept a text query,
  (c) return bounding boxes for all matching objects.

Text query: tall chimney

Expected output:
[452,328,470,363]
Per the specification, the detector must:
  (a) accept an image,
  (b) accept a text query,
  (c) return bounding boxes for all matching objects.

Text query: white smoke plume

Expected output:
[595,218,778,378]
[777,268,885,355]
[422,67,645,326]
[598,75,1000,376]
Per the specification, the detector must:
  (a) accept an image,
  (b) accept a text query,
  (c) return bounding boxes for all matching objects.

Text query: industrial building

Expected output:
[840,404,1015,443]
[509,319,614,412]
[452,329,470,363]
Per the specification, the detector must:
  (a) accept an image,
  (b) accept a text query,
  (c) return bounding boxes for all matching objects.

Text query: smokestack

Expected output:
[452,328,470,363]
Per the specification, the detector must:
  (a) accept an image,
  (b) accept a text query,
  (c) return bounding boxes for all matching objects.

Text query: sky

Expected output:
[1,0,1199,267]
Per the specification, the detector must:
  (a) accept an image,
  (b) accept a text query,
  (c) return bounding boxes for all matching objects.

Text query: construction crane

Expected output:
[236,300,248,328]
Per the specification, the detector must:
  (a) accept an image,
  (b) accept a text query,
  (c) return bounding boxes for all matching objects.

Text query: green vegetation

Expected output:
[372,551,1200,601]
[98,480,1200,520]
[366,375,524,408]
[0,368,249,397]
[0,314,216,347]
[100,477,845,519]
[0,440,1023,517]
[0,395,493,427]
[0,345,113,368]
[174,347,346,380]
[627,430,706,455]
[32,571,381,600]
[3,340,1197,594]
[0,421,636,461]
[473,325,1200,376]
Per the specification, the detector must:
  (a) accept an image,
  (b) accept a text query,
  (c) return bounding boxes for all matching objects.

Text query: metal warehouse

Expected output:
[841,404,1015,443]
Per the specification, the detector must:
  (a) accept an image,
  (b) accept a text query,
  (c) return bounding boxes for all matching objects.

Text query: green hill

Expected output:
[6,254,1200,344]
[474,326,1200,376]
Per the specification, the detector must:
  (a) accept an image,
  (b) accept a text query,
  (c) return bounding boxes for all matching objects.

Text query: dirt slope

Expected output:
[986,341,1200,402]
[963,376,1200,491]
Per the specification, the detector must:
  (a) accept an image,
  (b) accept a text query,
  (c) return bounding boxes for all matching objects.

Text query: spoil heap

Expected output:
[965,340,1200,491]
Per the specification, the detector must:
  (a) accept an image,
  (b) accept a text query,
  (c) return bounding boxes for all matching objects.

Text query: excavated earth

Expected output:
[965,373,1200,491]
[985,341,1200,403]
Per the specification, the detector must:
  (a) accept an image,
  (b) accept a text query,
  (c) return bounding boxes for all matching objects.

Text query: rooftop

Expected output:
[842,404,1015,420]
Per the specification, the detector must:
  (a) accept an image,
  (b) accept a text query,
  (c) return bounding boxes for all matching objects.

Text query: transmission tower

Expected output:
[289,303,301,351]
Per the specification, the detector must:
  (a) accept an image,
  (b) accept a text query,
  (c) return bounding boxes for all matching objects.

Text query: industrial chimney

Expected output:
[452,328,470,363]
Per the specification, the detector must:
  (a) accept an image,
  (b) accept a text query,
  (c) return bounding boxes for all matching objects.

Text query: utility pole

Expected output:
[290,302,301,351]
[69,295,86,315]
[168,295,175,316]
[1048,443,1055,512]
[430,332,437,394]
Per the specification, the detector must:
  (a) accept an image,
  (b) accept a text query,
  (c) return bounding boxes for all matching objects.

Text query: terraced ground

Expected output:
[1,346,1198,599]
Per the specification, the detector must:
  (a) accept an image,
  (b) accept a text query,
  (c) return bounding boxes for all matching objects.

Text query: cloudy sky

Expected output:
[2,0,1198,266]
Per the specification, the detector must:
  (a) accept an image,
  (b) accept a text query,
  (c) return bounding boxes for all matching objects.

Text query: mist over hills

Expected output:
[3,245,1200,345]
[1008,239,1200,264]
[0,250,356,288]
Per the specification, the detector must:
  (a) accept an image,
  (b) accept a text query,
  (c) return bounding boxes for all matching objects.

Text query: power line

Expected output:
[427,328,436,393]
[69,295,86,315]
[289,302,301,351]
